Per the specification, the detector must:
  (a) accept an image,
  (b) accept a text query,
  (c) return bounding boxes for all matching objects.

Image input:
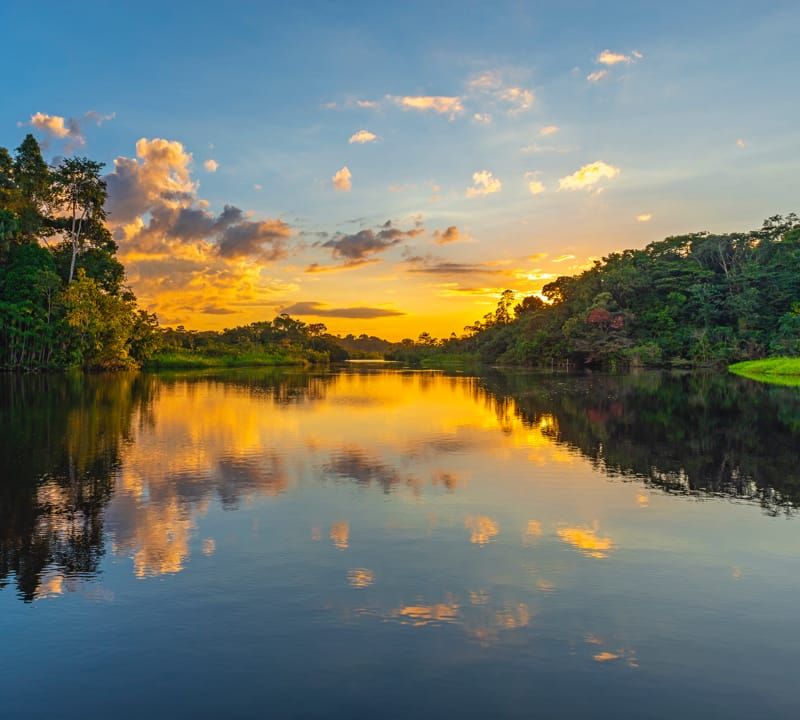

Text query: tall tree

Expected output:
[11,134,50,241]
[51,157,109,282]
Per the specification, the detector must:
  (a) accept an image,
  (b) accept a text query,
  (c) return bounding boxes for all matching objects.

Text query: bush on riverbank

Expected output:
[144,349,320,369]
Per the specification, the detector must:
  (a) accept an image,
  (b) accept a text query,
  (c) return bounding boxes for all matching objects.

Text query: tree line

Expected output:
[391,214,800,367]
[3,132,798,371]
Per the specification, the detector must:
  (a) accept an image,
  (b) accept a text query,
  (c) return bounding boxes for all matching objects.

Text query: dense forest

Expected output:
[392,214,800,368]
[0,134,159,369]
[2,133,798,371]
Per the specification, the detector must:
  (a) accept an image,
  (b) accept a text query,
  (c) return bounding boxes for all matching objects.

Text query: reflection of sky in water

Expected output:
[2,369,800,718]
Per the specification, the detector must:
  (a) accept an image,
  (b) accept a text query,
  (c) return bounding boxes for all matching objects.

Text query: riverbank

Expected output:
[729,357,800,386]
[143,349,323,370]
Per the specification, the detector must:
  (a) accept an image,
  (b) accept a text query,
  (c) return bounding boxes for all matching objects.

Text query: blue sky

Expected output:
[1,0,798,337]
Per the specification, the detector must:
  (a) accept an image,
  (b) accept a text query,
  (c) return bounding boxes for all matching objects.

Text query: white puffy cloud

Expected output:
[349,129,378,144]
[332,166,352,192]
[20,110,116,149]
[203,159,219,172]
[539,125,559,136]
[558,161,620,191]
[466,170,502,198]
[587,70,609,83]
[528,180,546,195]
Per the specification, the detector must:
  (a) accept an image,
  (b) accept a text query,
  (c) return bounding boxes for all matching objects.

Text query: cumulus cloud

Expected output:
[217,219,292,259]
[20,110,116,149]
[558,161,620,191]
[203,159,219,172]
[21,112,83,149]
[539,125,559,136]
[102,136,300,326]
[433,226,464,244]
[473,113,492,125]
[466,170,502,198]
[106,137,196,223]
[332,166,352,192]
[528,180,546,195]
[587,70,609,83]
[390,95,464,118]
[636,213,653,222]
[321,221,423,262]
[349,129,378,144]
[106,138,291,260]
[280,301,404,318]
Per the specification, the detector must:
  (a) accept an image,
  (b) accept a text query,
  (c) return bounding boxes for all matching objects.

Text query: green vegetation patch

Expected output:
[729,357,800,386]
[145,350,311,370]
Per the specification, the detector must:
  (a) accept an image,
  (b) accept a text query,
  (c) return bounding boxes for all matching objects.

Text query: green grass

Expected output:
[729,357,800,387]
[419,353,480,369]
[144,350,310,370]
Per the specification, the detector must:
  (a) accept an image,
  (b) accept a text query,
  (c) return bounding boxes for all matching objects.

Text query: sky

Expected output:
[1,0,799,339]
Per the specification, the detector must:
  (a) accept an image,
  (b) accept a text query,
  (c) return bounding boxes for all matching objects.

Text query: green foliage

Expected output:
[0,134,158,370]
[729,357,800,386]
[151,314,349,367]
[62,270,137,369]
[398,213,800,368]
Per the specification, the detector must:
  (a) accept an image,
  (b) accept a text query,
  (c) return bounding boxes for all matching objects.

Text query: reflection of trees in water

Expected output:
[0,373,156,601]
[150,368,338,406]
[479,370,800,513]
[0,369,330,600]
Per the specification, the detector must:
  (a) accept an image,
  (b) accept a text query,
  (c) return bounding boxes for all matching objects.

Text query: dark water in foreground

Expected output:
[2,368,800,719]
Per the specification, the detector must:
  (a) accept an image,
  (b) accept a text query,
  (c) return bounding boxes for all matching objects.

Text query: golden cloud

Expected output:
[391,95,464,117]
[466,170,502,198]
[433,225,464,244]
[349,129,378,144]
[596,49,638,65]
[558,161,620,191]
[332,165,352,192]
[27,111,75,139]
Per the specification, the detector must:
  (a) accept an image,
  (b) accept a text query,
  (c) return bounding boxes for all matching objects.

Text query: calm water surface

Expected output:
[2,368,799,718]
